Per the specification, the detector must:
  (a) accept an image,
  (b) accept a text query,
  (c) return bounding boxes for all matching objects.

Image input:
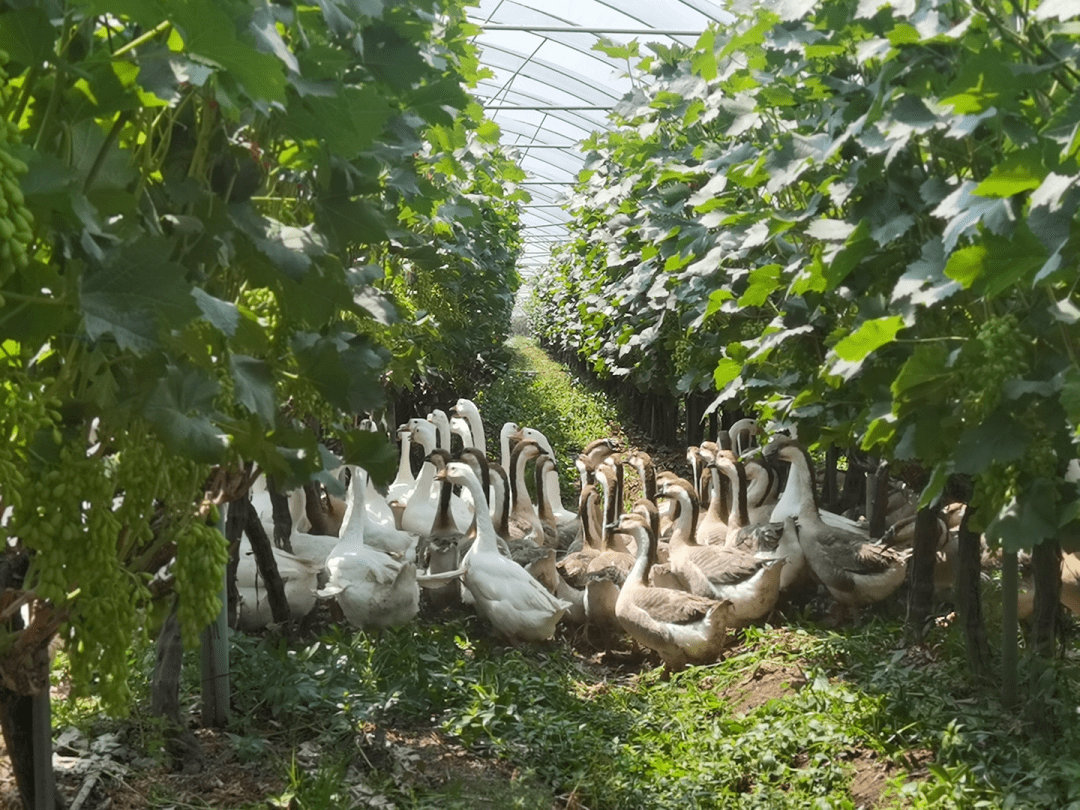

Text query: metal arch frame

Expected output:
[468,0,731,277]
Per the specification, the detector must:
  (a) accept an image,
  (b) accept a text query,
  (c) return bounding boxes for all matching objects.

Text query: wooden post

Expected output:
[867,460,890,539]
[201,512,231,727]
[266,475,294,553]
[31,669,54,810]
[1030,540,1061,660]
[955,505,991,677]
[822,447,839,512]
[905,504,939,643]
[1001,550,1019,708]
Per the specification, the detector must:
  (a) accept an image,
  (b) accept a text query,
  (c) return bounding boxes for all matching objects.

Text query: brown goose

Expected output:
[762,436,910,619]
[658,476,784,627]
[714,456,806,591]
[614,511,733,672]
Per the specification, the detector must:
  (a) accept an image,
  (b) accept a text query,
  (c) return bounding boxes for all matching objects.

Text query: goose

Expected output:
[728,418,760,458]
[581,438,620,479]
[557,484,604,587]
[713,456,806,591]
[594,462,631,556]
[520,426,556,459]
[394,449,472,539]
[766,436,868,534]
[535,454,579,549]
[361,471,419,560]
[686,446,702,502]
[449,414,474,453]
[581,490,648,648]
[235,534,322,631]
[427,408,452,451]
[389,425,417,495]
[318,466,419,629]
[476,453,558,592]
[614,511,733,672]
[658,476,785,627]
[507,439,555,547]
[431,462,570,642]
[572,437,618,490]
[499,421,523,470]
[451,398,488,456]
[626,449,675,538]
[762,436,910,620]
[696,461,732,546]
[418,465,474,610]
[743,456,781,525]
[385,419,438,506]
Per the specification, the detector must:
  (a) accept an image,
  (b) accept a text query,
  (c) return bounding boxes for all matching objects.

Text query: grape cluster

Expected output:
[4,394,219,714]
[174,519,229,649]
[960,314,1029,424]
[0,49,34,283]
[672,334,693,378]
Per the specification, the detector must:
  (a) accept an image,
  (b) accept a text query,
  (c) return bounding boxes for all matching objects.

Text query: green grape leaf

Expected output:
[339,429,399,487]
[191,289,240,336]
[292,333,387,415]
[714,357,743,390]
[1060,368,1080,427]
[0,6,55,68]
[973,151,1047,198]
[142,365,229,463]
[952,411,1028,475]
[833,315,905,362]
[738,264,781,308]
[171,0,286,104]
[229,354,276,424]
[80,241,200,354]
[891,342,952,402]
[944,230,1046,297]
[986,478,1060,553]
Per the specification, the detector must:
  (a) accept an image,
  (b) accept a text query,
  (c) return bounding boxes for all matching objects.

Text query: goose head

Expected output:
[427,409,451,450]
[407,418,438,456]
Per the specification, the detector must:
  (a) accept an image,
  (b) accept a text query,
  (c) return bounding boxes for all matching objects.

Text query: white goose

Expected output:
[427,408,452,451]
[318,466,419,629]
[499,421,522,470]
[451,398,488,456]
[714,456,806,592]
[235,532,322,631]
[432,462,570,642]
[449,414,474,453]
[396,449,473,538]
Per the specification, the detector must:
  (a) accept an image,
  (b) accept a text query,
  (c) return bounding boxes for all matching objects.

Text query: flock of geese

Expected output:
[233,401,1080,671]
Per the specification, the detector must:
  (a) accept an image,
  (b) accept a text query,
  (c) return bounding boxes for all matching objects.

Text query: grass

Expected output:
[476,336,625,475]
[38,339,1080,809]
[47,612,1080,809]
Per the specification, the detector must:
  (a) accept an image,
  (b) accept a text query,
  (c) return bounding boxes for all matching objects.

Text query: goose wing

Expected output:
[630,587,722,625]
[683,546,769,587]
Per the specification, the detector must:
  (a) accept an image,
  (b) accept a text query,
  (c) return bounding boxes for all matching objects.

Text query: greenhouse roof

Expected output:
[466,0,733,278]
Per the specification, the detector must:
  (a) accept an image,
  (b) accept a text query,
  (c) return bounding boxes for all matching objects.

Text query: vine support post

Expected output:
[200,511,231,728]
[822,447,839,512]
[905,503,940,644]
[867,460,890,539]
[955,504,991,677]
[1001,549,1020,708]
[31,667,54,810]
[1030,539,1061,660]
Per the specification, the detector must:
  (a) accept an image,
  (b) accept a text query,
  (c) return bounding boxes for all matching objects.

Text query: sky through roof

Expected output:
[466,0,733,280]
